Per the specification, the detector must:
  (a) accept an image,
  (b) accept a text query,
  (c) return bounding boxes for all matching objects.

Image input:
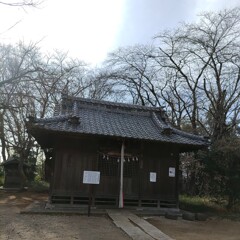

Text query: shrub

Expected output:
[28,177,49,193]
[0,175,4,186]
[179,195,225,213]
[0,166,4,186]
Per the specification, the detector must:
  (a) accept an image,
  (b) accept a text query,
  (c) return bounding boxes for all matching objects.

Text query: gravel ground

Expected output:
[0,191,130,240]
[1,191,240,240]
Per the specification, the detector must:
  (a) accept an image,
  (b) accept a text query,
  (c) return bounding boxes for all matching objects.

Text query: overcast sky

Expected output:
[0,0,239,65]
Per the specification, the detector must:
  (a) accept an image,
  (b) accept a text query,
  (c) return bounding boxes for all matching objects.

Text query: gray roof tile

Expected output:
[29,96,209,147]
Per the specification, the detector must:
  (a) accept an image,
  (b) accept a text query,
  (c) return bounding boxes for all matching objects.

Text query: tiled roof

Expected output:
[28,96,209,147]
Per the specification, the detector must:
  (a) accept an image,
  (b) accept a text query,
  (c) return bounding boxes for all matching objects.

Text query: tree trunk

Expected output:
[18,154,27,189]
[211,93,227,141]
[0,111,6,162]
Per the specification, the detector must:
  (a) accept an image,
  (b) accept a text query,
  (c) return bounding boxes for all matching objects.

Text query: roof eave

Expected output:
[28,124,208,151]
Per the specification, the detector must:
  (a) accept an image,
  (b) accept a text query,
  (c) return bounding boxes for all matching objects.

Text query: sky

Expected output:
[0,0,239,66]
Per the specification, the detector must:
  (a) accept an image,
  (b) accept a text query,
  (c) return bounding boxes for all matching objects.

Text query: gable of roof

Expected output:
[27,95,209,147]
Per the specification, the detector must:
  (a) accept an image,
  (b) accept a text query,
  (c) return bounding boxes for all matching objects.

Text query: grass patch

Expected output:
[218,213,240,221]
[180,195,240,221]
[179,195,226,213]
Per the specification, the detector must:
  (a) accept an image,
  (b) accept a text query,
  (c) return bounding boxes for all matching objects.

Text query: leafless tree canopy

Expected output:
[101,8,240,206]
[103,7,240,140]
[0,0,41,8]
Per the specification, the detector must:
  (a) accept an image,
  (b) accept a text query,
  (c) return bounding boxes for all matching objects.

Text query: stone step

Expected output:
[107,209,174,240]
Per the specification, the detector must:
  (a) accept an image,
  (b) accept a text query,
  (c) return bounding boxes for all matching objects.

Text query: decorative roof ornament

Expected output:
[162,127,173,135]
[68,115,80,124]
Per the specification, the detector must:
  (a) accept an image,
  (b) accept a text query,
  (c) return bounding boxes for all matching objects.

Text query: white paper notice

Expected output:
[83,171,100,184]
[150,172,157,182]
[169,167,175,177]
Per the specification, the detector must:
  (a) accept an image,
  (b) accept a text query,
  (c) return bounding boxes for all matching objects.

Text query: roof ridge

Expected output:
[151,112,169,129]
[62,95,164,112]
[35,115,69,123]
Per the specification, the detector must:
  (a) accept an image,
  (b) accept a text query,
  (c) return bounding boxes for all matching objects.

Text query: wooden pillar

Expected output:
[119,140,125,208]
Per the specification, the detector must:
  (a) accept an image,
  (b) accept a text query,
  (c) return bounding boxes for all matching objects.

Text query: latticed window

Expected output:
[98,154,139,177]
[98,155,118,176]
[123,157,139,177]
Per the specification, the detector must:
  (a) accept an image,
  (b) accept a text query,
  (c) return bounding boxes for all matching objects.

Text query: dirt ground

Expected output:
[0,191,240,240]
[147,215,240,240]
[0,191,130,240]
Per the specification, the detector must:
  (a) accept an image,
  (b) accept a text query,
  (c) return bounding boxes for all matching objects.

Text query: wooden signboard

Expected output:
[83,170,100,217]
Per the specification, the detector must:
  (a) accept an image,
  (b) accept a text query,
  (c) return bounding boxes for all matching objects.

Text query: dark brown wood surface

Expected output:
[48,136,179,207]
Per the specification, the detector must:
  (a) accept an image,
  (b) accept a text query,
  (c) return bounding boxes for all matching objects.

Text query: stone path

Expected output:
[107,209,174,240]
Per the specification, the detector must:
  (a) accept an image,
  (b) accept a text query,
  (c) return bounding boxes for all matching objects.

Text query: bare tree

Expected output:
[103,45,194,128]
[152,8,240,204]
[82,68,119,100]
[29,50,89,118]
[0,0,42,36]
[153,28,212,133]
[0,42,40,88]
[0,0,41,8]
[154,7,240,139]
[104,45,165,106]
[103,8,240,139]
[0,43,91,187]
